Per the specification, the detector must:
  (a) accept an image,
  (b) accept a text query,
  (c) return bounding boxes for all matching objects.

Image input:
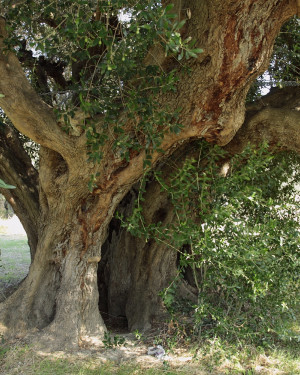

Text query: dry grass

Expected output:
[1,220,299,374]
[1,331,299,375]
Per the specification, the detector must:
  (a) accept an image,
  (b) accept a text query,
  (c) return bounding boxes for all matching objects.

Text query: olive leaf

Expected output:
[0,179,16,189]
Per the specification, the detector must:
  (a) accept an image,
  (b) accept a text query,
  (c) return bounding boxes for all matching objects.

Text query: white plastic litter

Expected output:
[147,345,166,360]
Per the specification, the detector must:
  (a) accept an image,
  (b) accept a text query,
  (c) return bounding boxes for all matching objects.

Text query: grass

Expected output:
[0,234,30,285]
[193,337,300,374]
[0,336,299,375]
[0,229,299,375]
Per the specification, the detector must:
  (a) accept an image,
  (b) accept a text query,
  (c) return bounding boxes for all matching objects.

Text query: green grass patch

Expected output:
[1,338,299,375]
[31,361,188,375]
[192,337,300,375]
[0,234,30,284]
[0,344,191,375]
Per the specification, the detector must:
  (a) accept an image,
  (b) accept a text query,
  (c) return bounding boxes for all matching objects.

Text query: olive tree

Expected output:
[0,0,299,347]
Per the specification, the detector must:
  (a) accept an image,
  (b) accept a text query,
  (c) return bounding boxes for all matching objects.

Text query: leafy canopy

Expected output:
[2,0,202,164]
[248,16,299,101]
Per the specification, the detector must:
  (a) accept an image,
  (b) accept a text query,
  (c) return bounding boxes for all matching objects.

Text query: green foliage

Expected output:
[103,331,126,349]
[0,335,9,359]
[270,16,300,86]
[133,329,143,341]
[2,1,202,164]
[247,16,299,101]
[0,179,15,189]
[121,142,300,343]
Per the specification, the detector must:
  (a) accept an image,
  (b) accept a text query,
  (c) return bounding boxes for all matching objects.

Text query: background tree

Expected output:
[0,0,299,348]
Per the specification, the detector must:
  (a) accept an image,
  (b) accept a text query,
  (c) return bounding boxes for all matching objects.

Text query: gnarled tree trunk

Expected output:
[99,86,300,332]
[0,0,298,347]
[99,180,177,332]
[1,145,130,345]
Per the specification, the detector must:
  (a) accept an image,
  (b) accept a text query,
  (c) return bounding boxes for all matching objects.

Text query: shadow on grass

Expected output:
[0,332,299,375]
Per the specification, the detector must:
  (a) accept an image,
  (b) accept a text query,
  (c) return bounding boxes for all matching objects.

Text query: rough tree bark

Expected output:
[227,86,300,154]
[0,124,39,260]
[0,0,298,347]
[98,176,178,332]
[100,86,300,332]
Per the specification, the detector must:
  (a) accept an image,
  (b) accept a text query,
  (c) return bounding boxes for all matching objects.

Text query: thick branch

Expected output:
[226,87,300,154]
[144,0,297,148]
[0,124,39,260]
[95,0,297,196]
[0,17,74,158]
